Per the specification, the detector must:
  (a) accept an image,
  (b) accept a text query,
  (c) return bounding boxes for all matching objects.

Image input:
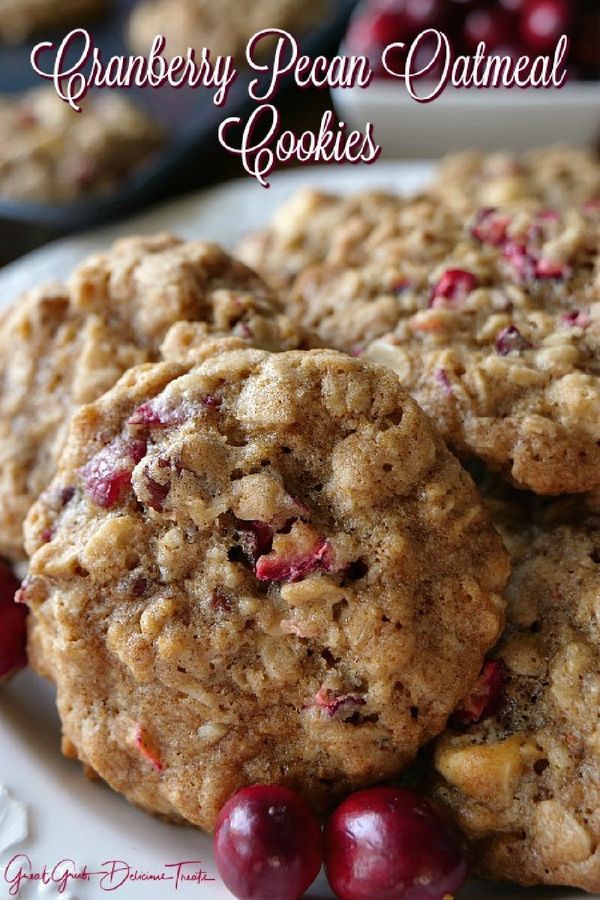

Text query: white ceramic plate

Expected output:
[0,162,593,900]
[333,81,600,158]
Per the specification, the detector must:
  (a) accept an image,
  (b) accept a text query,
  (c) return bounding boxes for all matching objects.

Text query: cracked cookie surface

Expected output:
[23,346,507,831]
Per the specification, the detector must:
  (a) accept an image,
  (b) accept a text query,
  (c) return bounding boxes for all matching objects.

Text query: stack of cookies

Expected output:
[0,146,598,894]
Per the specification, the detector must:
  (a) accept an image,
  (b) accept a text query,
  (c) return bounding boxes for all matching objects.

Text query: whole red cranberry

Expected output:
[519,0,572,52]
[324,787,467,900]
[346,8,409,55]
[0,560,27,683]
[464,5,513,50]
[403,0,447,30]
[213,784,323,899]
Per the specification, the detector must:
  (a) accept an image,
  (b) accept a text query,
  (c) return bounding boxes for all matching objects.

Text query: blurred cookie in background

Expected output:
[430,147,600,216]
[128,0,329,59]
[0,0,109,44]
[0,87,163,203]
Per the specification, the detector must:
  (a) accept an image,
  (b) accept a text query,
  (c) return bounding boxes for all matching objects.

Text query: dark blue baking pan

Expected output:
[0,0,357,231]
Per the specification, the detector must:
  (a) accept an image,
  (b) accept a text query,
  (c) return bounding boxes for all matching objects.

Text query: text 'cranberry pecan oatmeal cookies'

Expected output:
[22,347,508,831]
[431,493,600,893]
[0,233,305,561]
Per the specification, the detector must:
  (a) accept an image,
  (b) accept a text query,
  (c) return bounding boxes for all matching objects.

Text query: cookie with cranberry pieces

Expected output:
[432,492,600,892]
[23,346,508,831]
[0,233,304,560]
[0,88,162,202]
[365,198,599,494]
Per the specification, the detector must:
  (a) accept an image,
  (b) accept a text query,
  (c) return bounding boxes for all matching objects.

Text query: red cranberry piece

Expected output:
[429,269,477,308]
[571,9,600,76]
[464,5,513,50]
[214,784,323,900]
[535,258,569,279]
[453,660,505,725]
[434,367,453,396]
[560,310,591,328]
[471,208,511,246]
[255,523,334,583]
[520,0,572,52]
[325,787,468,900]
[134,726,163,772]
[313,688,366,719]
[201,394,222,410]
[256,541,332,583]
[496,324,532,355]
[128,401,167,426]
[235,520,275,566]
[144,471,171,512]
[60,486,76,506]
[583,198,600,214]
[82,436,146,508]
[0,560,27,683]
[502,240,537,282]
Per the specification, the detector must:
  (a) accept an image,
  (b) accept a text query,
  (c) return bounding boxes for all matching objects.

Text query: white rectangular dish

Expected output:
[333,81,600,157]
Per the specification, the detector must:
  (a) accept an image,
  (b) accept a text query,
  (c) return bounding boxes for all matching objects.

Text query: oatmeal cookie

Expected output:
[431,146,600,215]
[0,0,107,43]
[0,233,302,560]
[0,88,162,203]
[431,495,600,892]
[22,346,508,831]
[364,198,599,494]
[241,163,600,495]
[238,188,410,291]
[129,0,327,59]
[261,189,600,493]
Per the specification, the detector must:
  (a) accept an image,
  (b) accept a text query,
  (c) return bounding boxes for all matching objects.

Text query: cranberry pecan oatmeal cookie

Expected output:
[238,188,409,291]
[0,233,303,560]
[431,493,600,892]
[364,198,599,494]
[0,88,162,203]
[258,191,597,494]
[129,0,327,59]
[245,177,599,493]
[22,346,508,831]
[0,0,107,43]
